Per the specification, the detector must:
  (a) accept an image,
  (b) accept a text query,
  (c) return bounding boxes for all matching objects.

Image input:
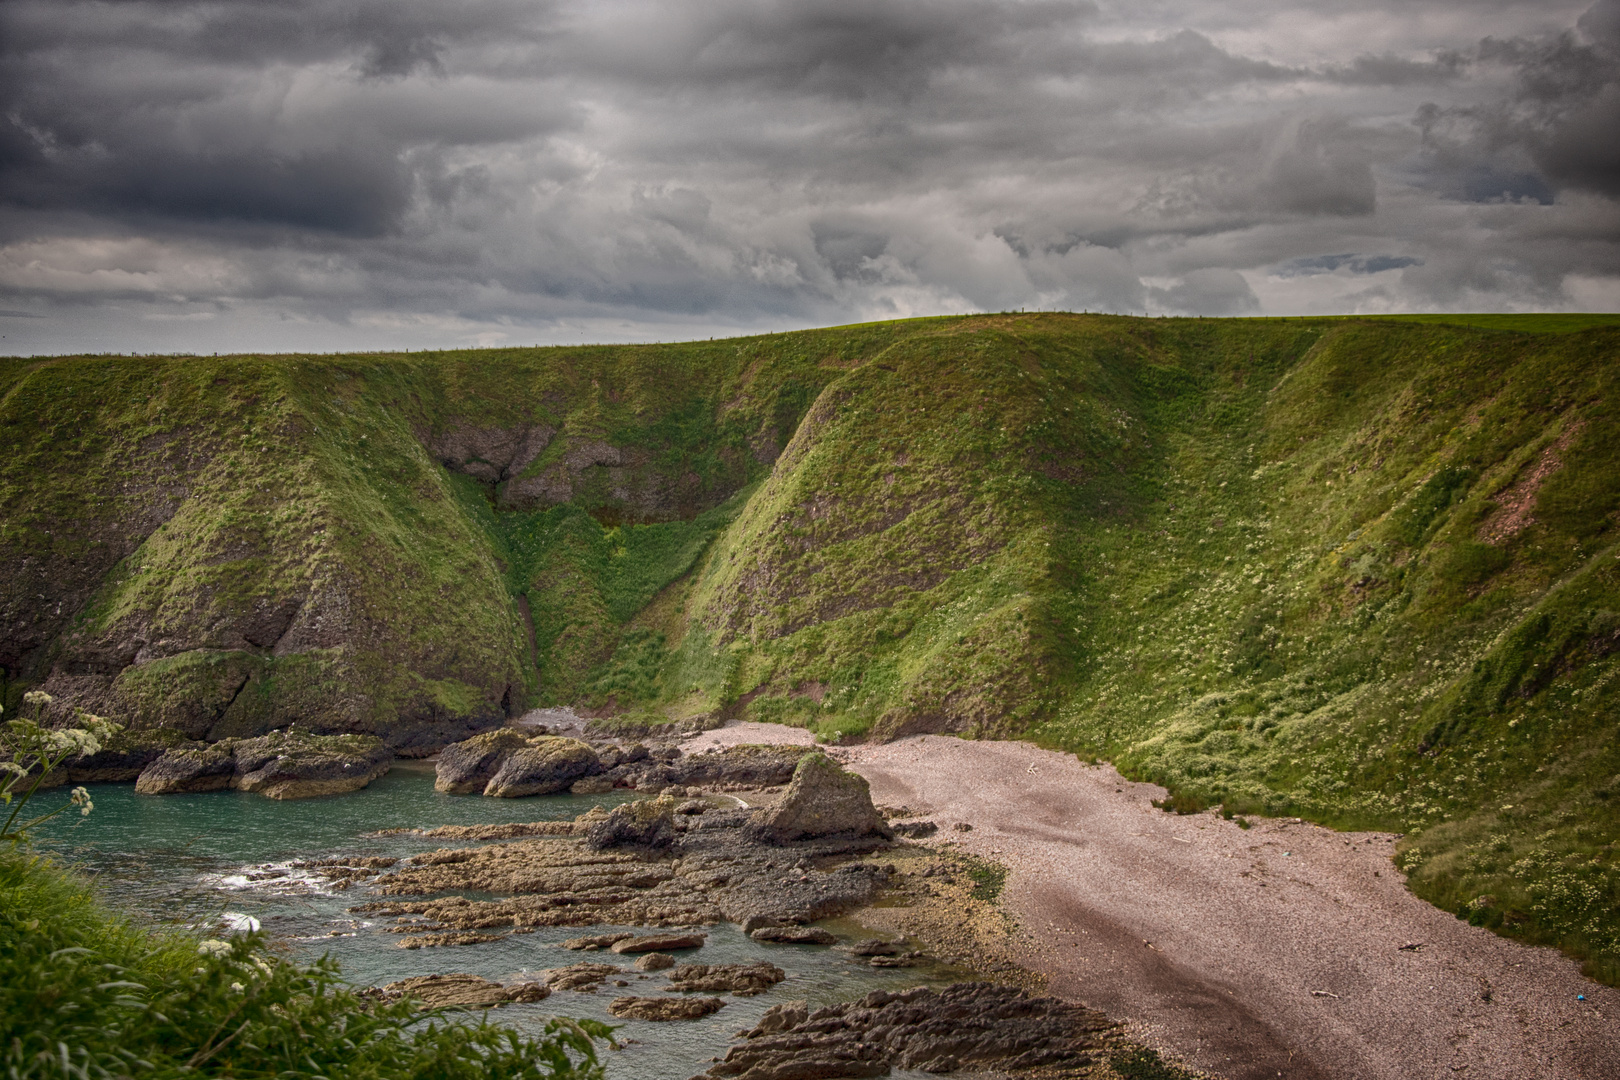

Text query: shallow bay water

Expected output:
[34,761,946,1079]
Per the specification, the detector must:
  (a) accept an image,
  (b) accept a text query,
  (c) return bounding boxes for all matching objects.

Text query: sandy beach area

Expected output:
[683,722,1618,1080]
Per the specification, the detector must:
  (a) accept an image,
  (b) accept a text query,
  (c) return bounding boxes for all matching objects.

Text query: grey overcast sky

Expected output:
[2,0,1617,354]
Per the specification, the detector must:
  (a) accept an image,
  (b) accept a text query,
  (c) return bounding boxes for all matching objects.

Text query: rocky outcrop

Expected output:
[584,796,677,850]
[435,730,602,797]
[747,753,890,843]
[693,984,1112,1079]
[233,731,393,799]
[484,737,600,797]
[378,973,549,1007]
[666,962,784,995]
[633,952,675,971]
[134,730,392,799]
[351,798,895,940]
[608,996,727,1021]
[134,742,237,794]
[604,744,807,793]
[434,729,533,794]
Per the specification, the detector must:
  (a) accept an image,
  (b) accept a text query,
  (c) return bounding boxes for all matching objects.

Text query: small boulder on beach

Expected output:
[746,753,891,843]
[483,737,600,797]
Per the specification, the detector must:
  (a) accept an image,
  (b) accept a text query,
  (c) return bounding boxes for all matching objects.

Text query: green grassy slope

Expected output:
[2,313,1616,979]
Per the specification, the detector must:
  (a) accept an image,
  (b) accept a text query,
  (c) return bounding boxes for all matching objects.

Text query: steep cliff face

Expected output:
[3,313,1618,979]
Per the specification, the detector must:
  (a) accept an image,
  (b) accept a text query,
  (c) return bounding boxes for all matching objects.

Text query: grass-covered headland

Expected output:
[3,312,1618,982]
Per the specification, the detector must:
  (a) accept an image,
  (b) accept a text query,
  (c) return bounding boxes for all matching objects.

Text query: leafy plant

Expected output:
[1,691,119,842]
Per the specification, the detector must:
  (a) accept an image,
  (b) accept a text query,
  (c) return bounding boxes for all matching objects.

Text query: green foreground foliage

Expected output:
[3,312,1619,981]
[0,846,607,1079]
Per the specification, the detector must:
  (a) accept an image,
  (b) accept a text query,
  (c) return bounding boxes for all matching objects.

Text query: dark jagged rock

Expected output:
[666,962,784,995]
[692,984,1111,1080]
[434,729,532,794]
[891,819,938,838]
[484,737,600,797]
[746,753,891,843]
[584,796,678,849]
[609,995,727,1021]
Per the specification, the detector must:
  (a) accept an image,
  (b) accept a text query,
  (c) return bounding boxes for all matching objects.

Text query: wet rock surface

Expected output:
[132,730,390,798]
[610,932,706,954]
[609,995,727,1021]
[666,962,784,995]
[748,926,838,945]
[693,984,1112,1080]
[543,962,624,992]
[377,973,550,1007]
[350,797,895,938]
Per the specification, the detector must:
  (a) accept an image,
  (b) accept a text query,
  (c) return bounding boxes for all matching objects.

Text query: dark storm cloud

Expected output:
[0,0,1615,352]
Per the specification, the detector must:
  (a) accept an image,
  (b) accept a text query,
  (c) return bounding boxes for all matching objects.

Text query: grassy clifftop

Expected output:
[2,312,1617,979]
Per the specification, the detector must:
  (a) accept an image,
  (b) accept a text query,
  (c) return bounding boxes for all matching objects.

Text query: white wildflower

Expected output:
[69,786,94,816]
[23,691,54,707]
[230,981,245,992]
[197,939,232,957]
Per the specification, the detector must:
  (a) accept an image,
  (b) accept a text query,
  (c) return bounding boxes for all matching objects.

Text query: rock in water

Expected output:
[746,753,891,843]
[379,973,549,1007]
[542,963,623,991]
[233,732,392,799]
[434,729,531,794]
[483,737,599,797]
[135,743,237,794]
[608,996,726,1021]
[633,952,675,971]
[584,796,678,849]
[666,962,785,995]
[609,932,706,954]
[750,926,838,945]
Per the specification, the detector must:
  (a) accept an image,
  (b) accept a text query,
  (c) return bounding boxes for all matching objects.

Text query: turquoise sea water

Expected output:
[33,762,948,1079]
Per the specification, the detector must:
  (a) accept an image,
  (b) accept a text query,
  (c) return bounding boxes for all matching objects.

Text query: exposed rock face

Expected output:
[134,731,392,799]
[584,796,677,850]
[604,744,807,793]
[747,753,890,843]
[378,973,549,1007]
[609,932,705,954]
[484,737,600,797]
[429,423,555,486]
[666,962,784,995]
[434,729,533,794]
[693,984,1111,1080]
[608,996,726,1021]
[134,742,237,794]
